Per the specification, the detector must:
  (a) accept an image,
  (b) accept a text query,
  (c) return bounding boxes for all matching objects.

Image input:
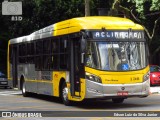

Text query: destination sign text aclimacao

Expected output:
[92,31,144,40]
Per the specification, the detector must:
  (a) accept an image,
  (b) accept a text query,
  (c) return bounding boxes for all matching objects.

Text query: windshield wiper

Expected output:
[111,42,115,65]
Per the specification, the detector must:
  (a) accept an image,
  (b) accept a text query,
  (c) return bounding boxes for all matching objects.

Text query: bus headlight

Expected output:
[85,72,102,83]
[143,72,150,82]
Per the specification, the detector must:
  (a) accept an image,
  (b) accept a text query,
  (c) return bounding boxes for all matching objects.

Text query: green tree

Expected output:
[110,0,160,63]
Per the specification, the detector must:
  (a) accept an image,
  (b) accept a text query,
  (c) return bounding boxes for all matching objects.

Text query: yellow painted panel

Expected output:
[75,92,80,96]
[52,16,144,37]
[53,19,70,30]
[101,74,143,84]
[68,78,85,101]
[85,66,149,84]
[80,78,85,100]
[53,29,69,36]
[7,41,11,80]
[53,71,66,97]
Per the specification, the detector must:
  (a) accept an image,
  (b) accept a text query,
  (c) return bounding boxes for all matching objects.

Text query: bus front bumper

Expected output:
[85,80,150,99]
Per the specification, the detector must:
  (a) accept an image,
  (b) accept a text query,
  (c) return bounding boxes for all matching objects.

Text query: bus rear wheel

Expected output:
[22,81,29,97]
[112,98,124,103]
[61,82,72,106]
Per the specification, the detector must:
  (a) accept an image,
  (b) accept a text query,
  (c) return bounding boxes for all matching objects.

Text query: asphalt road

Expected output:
[0,87,160,120]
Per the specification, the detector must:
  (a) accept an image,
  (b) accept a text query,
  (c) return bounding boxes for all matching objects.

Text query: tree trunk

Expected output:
[85,0,90,16]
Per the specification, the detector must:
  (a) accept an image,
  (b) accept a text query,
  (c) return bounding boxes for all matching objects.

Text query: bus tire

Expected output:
[112,98,124,103]
[22,81,29,97]
[61,82,72,106]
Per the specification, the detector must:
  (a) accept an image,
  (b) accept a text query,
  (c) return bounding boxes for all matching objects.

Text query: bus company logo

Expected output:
[2,0,23,21]
[2,0,22,15]
[121,87,125,91]
[54,74,58,78]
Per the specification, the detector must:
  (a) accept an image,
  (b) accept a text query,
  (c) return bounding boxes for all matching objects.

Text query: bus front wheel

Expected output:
[22,81,29,97]
[112,98,124,103]
[61,82,72,106]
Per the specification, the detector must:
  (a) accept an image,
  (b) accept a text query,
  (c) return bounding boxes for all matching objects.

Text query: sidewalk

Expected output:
[150,86,160,94]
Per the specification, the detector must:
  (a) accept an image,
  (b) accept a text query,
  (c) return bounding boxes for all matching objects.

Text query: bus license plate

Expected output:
[117,91,128,96]
[0,82,7,84]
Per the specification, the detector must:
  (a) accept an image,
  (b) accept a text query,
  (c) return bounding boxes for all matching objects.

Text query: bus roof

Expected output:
[10,16,144,44]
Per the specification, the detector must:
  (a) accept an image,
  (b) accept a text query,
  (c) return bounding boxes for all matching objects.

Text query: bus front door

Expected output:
[70,40,84,97]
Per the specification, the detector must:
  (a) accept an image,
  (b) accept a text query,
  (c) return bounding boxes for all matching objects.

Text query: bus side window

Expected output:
[35,41,43,70]
[43,39,51,70]
[50,39,59,70]
[19,44,27,64]
[26,42,35,64]
[60,39,68,70]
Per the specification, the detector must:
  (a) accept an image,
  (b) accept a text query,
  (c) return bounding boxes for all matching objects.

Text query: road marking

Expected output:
[0,90,22,96]
[0,104,73,111]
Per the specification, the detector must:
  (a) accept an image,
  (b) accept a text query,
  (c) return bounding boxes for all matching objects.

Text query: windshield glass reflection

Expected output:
[86,41,147,71]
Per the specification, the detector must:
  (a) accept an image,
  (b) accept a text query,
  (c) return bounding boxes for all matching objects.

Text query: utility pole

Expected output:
[85,0,90,16]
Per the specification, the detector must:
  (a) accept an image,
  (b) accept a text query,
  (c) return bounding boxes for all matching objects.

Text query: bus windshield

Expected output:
[86,41,147,71]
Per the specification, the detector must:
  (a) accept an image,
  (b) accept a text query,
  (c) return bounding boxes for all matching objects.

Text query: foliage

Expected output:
[150,0,160,11]
[120,0,160,63]
[0,0,160,71]
[126,0,160,20]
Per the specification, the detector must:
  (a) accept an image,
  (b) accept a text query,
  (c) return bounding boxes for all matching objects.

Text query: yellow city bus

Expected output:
[7,16,150,105]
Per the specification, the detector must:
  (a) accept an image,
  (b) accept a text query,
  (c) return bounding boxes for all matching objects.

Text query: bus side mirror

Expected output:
[81,36,86,53]
[80,37,86,63]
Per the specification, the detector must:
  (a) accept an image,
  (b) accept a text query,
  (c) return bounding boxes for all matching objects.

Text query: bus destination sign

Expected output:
[92,31,144,40]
